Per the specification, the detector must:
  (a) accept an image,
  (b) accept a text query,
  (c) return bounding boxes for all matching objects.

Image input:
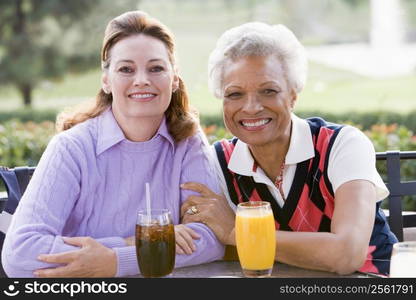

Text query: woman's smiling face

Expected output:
[102,34,178,122]
[221,55,296,147]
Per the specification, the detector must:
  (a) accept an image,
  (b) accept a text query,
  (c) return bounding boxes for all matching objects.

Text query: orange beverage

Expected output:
[235,201,276,277]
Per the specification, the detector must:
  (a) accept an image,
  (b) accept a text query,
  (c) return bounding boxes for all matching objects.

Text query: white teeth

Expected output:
[242,119,270,127]
[130,93,155,99]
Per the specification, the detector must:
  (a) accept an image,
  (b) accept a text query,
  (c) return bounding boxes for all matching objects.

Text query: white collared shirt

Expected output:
[211,114,389,210]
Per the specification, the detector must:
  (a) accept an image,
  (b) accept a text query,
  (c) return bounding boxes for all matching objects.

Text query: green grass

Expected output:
[1,0,414,117]
[1,60,414,117]
[1,0,415,116]
[1,29,414,117]
[298,63,416,113]
[0,69,101,111]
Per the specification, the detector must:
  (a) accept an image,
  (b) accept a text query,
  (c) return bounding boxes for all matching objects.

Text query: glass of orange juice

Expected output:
[235,201,276,277]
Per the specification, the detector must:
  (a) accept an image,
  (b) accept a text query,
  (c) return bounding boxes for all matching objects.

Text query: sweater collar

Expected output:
[96,108,175,155]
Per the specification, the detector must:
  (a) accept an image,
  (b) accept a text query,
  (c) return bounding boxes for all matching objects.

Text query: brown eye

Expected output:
[262,89,278,95]
[150,66,164,72]
[225,92,243,100]
[119,66,134,73]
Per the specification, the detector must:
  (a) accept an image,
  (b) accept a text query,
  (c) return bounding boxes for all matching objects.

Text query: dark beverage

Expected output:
[135,223,175,278]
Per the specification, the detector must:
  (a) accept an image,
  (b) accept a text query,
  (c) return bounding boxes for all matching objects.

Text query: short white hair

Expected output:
[208,22,308,98]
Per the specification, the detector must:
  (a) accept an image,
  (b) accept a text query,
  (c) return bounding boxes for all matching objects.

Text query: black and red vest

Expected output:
[214,117,397,275]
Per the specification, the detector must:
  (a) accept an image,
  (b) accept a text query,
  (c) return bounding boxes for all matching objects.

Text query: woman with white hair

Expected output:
[181,22,397,276]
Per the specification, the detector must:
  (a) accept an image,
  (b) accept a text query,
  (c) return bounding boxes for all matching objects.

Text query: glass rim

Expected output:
[393,241,416,249]
[137,208,171,216]
[237,201,271,208]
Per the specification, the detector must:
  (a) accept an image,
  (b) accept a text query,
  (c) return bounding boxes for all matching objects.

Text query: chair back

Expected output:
[0,166,35,277]
[376,151,416,242]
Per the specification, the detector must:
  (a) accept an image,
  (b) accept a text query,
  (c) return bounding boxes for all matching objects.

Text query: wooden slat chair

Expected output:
[376,151,416,242]
[0,166,35,277]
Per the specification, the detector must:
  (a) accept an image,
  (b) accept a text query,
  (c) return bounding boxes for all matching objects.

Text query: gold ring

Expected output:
[186,205,199,215]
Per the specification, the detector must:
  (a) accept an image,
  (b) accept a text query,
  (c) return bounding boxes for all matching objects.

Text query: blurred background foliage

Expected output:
[1,0,416,209]
[0,119,54,166]
[1,0,415,113]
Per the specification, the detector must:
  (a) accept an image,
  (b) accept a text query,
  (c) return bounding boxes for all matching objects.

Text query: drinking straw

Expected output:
[146,182,151,222]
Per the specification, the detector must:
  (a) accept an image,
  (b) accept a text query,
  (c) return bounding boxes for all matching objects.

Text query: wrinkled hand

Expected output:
[175,224,200,255]
[181,182,235,245]
[35,237,117,278]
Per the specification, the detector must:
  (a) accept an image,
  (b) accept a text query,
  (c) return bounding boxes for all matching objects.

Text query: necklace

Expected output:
[274,159,286,201]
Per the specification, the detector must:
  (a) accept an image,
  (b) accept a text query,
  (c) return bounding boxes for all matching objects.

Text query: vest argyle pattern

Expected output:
[214,117,397,275]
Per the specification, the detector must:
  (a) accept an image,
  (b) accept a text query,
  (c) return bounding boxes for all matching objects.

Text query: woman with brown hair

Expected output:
[2,11,224,277]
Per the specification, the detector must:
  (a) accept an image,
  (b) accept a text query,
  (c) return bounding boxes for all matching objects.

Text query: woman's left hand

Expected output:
[35,237,117,278]
[181,182,235,245]
[174,224,200,255]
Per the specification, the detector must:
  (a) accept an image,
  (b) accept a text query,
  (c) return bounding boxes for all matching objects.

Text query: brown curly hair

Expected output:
[56,11,198,142]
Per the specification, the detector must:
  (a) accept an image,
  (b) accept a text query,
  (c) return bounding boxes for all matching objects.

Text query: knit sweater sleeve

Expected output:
[1,133,123,277]
[1,134,86,277]
[175,130,225,268]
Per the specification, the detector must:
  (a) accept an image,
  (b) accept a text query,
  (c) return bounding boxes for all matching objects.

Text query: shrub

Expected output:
[366,124,416,211]
[0,119,55,167]
[0,109,58,123]
[3,109,416,134]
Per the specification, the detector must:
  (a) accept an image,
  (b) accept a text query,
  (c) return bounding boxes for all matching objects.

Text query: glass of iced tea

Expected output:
[235,201,276,277]
[135,209,175,278]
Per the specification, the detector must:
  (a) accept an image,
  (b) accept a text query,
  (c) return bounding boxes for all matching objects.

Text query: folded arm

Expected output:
[275,180,376,275]
[1,135,131,277]
[176,131,227,266]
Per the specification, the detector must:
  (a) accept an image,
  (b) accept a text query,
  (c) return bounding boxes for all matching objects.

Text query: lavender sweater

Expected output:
[2,109,224,277]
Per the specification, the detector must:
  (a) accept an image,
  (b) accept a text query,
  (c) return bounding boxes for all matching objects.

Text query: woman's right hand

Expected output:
[35,237,117,277]
[174,224,200,255]
[180,182,236,245]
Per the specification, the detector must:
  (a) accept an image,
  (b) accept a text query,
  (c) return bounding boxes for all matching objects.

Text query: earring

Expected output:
[103,88,110,94]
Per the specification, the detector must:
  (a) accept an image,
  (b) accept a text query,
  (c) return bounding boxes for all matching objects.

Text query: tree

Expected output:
[0,0,100,107]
